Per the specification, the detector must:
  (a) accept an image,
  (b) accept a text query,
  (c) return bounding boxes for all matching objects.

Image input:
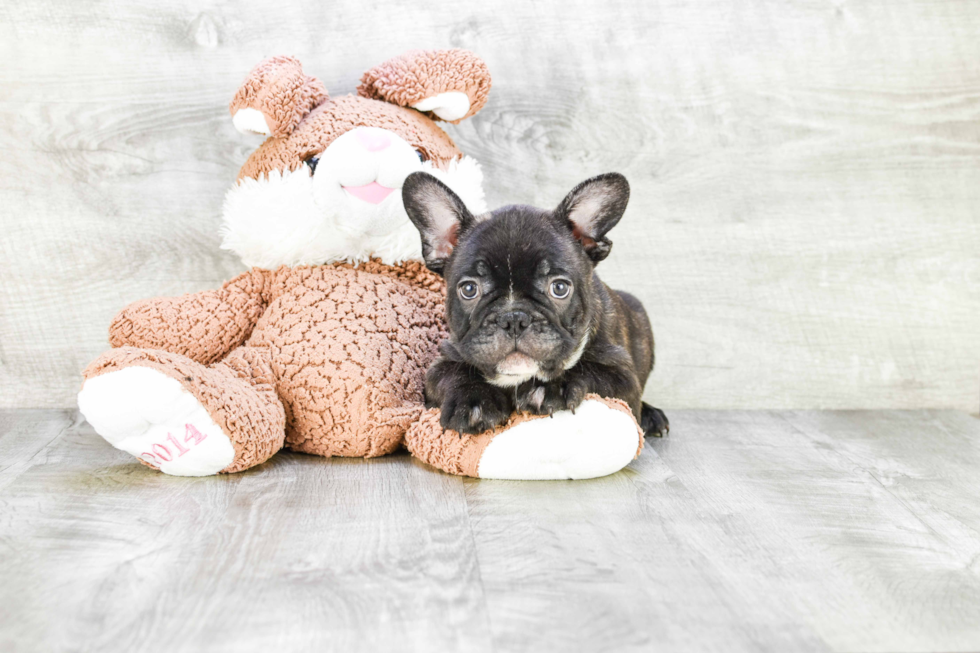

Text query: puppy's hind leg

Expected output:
[641,402,669,438]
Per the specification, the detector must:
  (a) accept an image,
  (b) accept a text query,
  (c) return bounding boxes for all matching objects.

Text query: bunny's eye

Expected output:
[415,149,427,163]
[305,156,320,174]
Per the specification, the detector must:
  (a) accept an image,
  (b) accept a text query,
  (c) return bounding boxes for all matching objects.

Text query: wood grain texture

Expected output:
[1,0,979,410]
[3,409,980,651]
[464,411,980,652]
[0,411,491,653]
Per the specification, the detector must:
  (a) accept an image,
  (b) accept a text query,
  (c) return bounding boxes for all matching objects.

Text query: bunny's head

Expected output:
[221,50,491,268]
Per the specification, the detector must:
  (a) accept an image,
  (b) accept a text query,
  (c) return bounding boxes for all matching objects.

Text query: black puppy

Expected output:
[402,171,668,438]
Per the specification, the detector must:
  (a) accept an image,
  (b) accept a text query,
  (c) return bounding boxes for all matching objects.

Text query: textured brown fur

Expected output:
[229,56,329,138]
[108,269,269,365]
[358,49,491,123]
[88,261,447,462]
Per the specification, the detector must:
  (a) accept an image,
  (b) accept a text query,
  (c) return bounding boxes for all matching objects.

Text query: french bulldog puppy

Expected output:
[402,171,669,438]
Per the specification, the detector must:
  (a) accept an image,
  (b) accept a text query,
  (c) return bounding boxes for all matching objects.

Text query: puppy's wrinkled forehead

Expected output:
[453,207,583,282]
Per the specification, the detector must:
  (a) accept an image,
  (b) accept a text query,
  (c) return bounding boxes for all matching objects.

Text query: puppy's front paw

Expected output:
[517,377,589,415]
[440,384,512,435]
[641,404,670,438]
[516,382,561,415]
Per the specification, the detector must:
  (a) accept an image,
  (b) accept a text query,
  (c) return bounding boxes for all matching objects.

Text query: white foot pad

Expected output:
[78,367,235,476]
[477,399,640,480]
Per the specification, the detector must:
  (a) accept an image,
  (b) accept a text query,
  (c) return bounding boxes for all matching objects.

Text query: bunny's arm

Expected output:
[108,269,271,365]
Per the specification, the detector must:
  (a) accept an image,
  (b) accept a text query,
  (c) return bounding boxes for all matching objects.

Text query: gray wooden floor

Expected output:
[2,410,979,652]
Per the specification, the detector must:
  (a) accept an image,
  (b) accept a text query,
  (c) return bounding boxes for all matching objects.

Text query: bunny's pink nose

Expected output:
[355,128,391,152]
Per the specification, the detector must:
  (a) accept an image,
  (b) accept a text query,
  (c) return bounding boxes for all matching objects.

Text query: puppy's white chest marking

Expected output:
[564,335,589,370]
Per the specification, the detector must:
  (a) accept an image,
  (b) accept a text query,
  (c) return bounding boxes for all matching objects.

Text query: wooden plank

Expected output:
[0,409,75,492]
[780,409,980,649]
[0,413,490,653]
[2,1,979,410]
[463,456,828,652]
[648,409,980,652]
[465,409,980,652]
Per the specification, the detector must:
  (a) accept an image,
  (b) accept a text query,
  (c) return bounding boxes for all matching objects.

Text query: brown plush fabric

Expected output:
[405,394,644,478]
[248,261,448,458]
[358,49,492,123]
[404,412,498,478]
[229,56,329,138]
[237,95,464,180]
[83,346,286,473]
[109,269,269,366]
[94,261,449,463]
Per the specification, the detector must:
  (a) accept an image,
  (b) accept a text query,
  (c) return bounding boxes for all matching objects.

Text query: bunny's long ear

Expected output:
[357,49,491,123]
[229,56,328,138]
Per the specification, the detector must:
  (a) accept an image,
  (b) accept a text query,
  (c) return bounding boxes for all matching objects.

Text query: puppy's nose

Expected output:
[354,128,391,152]
[499,311,532,337]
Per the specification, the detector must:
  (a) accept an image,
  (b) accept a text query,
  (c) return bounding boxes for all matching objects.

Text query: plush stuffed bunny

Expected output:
[77,50,643,479]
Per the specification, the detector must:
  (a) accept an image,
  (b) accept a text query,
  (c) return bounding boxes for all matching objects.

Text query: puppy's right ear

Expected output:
[555,173,630,264]
[402,172,475,275]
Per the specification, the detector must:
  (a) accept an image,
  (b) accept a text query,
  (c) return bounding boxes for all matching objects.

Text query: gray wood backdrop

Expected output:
[1,0,979,411]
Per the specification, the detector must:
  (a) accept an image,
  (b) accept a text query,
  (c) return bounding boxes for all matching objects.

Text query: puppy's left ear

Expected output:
[403,172,476,275]
[555,173,630,264]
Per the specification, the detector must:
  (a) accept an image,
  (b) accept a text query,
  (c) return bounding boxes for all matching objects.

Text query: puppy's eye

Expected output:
[415,149,428,163]
[305,156,320,175]
[458,280,480,300]
[550,279,572,299]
